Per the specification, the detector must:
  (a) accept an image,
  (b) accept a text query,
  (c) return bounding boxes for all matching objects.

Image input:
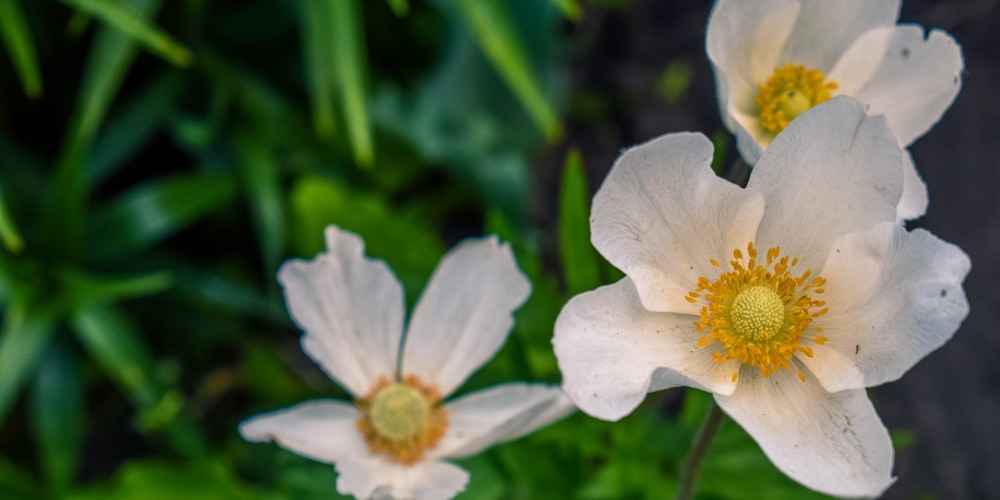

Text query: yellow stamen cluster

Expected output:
[356,375,448,465]
[756,63,838,135]
[686,242,829,382]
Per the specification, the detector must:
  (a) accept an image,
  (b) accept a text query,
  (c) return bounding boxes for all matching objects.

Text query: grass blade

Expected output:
[30,342,83,496]
[330,0,374,167]
[0,0,42,97]
[558,150,601,294]
[0,188,24,254]
[453,0,561,140]
[60,0,191,67]
[233,128,284,279]
[0,300,55,425]
[300,0,337,140]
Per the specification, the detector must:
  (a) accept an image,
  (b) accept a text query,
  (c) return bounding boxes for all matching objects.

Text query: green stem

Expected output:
[675,399,725,500]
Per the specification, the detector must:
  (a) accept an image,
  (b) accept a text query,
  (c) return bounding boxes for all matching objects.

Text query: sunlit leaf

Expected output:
[386,0,409,16]
[558,150,600,294]
[0,300,55,425]
[29,342,84,496]
[549,0,582,21]
[0,188,24,254]
[0,0,42,98]
[300,0,337,140]
[60,0,192,67]
[91,172,238,256]
[68,458,256,500]
[452,0,561,140]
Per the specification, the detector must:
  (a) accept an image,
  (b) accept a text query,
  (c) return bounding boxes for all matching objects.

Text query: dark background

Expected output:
[538,1,1000,498]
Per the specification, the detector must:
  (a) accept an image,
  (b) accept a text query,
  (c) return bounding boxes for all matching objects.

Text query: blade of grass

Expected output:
[39,0,163,258]
[300,0,337,140]
[233,128,284,280]
[0,188,24,254]
[386,0,409,16]
[0,300,55,425]
[558,150,601,294]
[59,0,191,67]
[549,0,582,21]
[29,342,83,496]
[453,0,561,140]
[330,0,374,167]
[0,0,42,97]
[90,171,237,257]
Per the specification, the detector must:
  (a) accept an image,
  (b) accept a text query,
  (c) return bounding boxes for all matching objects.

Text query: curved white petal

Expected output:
[716,368,895,498]
[778,0,900,72]
[748,97,902,271]
[402,237,530,397]
[591,132,764,315]
[336,456,468,500]
[553,278,739,421]
[278,226,404,397]
[801,223,970,392]
[707,0,799,97]
[430,383,575,460]
[239,400,367,464]
[896,149,929,222]
[832,25,963,146]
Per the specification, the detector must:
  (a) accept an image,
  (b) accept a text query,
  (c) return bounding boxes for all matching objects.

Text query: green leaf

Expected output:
[386,0,409,16]
[0,187,24,254]
[68,459,257,500]
[91,172,238,256]
[300,0,337,140]
[233,129,285,279]
[59,268,173,305]
[558,150,600,294]
[549,0,582,21]
[0,457,40,500]
[330,0,373,167]
[40,0,164,256]
[453,0,561,140]
[0,300,55,425]
[60,0,192,67]
[0,0,42,98]
[29,342,84,496]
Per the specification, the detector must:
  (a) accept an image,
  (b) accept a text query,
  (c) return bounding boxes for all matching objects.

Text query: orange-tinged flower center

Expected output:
[756,63,838,135]
[686,242,829,382]
[356,375,448,465]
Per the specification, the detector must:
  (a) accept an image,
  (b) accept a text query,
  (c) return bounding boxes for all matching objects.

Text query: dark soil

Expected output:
[539,1,1000,498]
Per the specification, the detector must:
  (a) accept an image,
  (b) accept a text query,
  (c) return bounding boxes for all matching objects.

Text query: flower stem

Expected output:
[675,399,725,500]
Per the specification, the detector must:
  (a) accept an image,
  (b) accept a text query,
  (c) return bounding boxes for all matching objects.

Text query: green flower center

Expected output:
[729,285,786,341]
[369,384,430,441]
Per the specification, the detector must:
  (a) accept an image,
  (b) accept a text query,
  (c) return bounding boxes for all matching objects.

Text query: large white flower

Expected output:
[553,97,969,498]
[241,226,574,500]
[707,0,963,221]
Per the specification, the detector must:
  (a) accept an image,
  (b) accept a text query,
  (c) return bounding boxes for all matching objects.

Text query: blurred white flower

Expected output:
[707,0,963,221]
[553,97,969,498]
[241,227,574,500]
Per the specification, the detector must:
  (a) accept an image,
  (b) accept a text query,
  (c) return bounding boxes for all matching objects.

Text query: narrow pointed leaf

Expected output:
[0,301,55,424]
[0,188,24,253]
[558,150,600,294]
[549,0,581,21]
[59,0,191,67]
[453,0,561,139]
[0,0,42,97]
[234,129,284,279]
[91,172,238,256]
[300,0,337,139]
[30,342,83,496]
[330,0,374,166]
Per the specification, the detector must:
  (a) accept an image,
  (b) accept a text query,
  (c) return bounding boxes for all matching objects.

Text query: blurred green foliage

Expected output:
[0,0,896,498]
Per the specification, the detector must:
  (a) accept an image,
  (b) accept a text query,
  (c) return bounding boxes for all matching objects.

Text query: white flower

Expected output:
[707,0,963,221]
[241,227,574,500]
[553,97,969,498]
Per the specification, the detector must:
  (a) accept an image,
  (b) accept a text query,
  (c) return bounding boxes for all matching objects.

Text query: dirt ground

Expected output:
[538,1,1000,498]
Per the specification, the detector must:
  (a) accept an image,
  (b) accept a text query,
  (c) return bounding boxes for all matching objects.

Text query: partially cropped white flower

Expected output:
[241,227,574,500]
[707,0,963,221]
[553,97,969,498]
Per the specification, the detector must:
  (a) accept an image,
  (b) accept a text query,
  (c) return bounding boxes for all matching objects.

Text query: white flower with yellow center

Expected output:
[553,97,970,498]
[707,0,963,221]
[241,227,574,500]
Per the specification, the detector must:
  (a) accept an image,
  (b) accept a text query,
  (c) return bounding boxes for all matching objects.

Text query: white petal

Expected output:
[591,132,764,315]
[896,149,929,223]
[278,226,404,397]
[801,223,970,392]
[748,96,902,271]
[831,25,963,146]
[336,456,468,500]
[715,368,894,498]
[777,0,900,72]
[707,0,799,96]
[430,383,575,459]
[239,400,367,464]
[402,237,530,397]
[553,278,738,421]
